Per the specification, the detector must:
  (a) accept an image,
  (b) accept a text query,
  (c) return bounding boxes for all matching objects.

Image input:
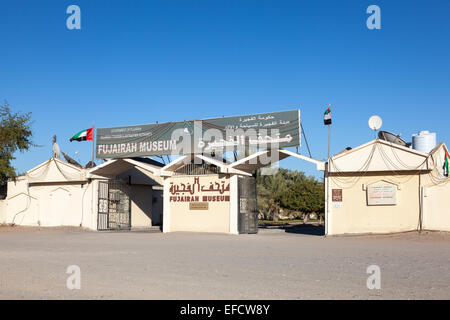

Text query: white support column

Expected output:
[229,174,239,234]
[324,172,328,236]
[162,177,171,233]
[325,165,333,236]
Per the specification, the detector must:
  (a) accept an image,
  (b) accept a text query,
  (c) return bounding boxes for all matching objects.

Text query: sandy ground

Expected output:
[0,225,449,299]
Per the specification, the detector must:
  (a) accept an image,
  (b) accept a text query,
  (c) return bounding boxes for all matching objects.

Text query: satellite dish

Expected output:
[368,115,382,139]
[368,115,382,130]
[62,152,82,167]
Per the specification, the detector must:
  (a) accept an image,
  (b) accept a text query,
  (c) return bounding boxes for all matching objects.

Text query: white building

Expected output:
[325,139,450,235]
[0,157,164,230]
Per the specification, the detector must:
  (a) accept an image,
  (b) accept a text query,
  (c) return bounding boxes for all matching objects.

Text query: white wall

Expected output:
[423,183,450,231]
[4,178,98,230]
[420,145,450,231]
[4,178,39,226]
[0,199,6,224]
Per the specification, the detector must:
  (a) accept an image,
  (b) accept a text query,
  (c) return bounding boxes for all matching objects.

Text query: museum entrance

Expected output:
[97,179,131,230]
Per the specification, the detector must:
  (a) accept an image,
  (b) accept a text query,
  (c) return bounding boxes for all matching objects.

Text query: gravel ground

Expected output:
[0,225,449,299]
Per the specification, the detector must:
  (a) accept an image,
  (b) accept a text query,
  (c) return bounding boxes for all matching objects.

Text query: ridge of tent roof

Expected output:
[429,142,448,156]
[26,157,84,175]
[332,139,429,161]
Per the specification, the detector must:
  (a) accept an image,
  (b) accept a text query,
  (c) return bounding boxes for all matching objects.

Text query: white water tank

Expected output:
[412,131,436,153]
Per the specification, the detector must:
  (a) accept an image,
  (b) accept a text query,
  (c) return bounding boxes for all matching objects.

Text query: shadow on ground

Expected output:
[98,226,162,233]
[259,223,325,236]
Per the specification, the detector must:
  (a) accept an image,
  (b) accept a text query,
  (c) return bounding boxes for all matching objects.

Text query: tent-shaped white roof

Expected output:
[329,139,432,173]
[429,142,449,158]
[426,142,449,179]
[26,158,87,183]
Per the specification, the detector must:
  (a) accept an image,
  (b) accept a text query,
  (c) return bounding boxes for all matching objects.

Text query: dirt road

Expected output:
[0,226,449,299]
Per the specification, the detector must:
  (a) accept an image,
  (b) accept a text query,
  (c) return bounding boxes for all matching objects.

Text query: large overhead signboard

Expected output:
[96,110,300,158]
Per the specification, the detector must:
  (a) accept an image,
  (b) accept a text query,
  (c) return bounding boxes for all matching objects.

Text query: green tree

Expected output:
[0,101,34,184]
[257,170,288,220]
[257,168,324,220]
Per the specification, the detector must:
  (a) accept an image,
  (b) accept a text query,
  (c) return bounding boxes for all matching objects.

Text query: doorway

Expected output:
[97,179,131,230]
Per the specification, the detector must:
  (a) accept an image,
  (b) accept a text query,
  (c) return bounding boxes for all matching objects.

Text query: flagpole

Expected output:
[92,122,95,165]
[328,124,330,161]
[326,106,331,234]
[324,104,332,234]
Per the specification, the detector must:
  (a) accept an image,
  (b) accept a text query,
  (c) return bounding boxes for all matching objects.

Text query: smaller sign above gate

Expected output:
[96,110,300,158]
[189,202,209,210]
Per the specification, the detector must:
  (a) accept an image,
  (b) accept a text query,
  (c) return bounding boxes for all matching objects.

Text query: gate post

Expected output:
[229,174,239,234]
[162,178,171,233]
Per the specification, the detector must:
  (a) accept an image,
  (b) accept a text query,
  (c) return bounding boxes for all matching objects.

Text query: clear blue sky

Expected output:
[1,0,449,178]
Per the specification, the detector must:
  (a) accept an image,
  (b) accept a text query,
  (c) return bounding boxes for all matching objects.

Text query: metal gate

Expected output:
[97,180,131,231]
[238,176,258,234]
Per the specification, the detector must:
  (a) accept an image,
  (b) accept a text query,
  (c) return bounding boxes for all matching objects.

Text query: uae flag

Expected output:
[444,151,449,177]
[323,105,331,125]
[70,128,93,142]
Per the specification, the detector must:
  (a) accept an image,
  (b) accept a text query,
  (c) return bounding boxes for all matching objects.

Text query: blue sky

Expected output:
[1,0,449,178]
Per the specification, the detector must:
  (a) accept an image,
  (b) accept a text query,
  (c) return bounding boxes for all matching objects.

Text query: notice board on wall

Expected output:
[332,189,343,208]
[367,184,397,206]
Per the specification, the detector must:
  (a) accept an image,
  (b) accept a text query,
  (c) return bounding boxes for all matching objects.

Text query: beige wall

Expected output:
[327,173,421,235]
[167,174,231,233]
[326,142,450,235]
[130,185,153,227]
